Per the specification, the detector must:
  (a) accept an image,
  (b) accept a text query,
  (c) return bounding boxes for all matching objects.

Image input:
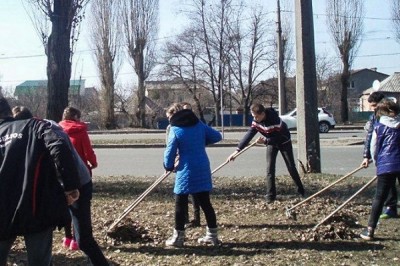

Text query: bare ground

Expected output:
[6,173,400,266]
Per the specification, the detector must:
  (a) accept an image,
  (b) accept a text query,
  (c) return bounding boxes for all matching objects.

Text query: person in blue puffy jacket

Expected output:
[163,103,222,247]
[360,99,400,240]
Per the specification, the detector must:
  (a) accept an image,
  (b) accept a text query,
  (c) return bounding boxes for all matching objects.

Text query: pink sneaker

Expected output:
[69,239,79,251]
[62,237,72,249]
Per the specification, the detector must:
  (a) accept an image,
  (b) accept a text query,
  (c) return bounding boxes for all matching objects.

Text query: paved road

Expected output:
[89,129,367,142]
[93,145,376,178]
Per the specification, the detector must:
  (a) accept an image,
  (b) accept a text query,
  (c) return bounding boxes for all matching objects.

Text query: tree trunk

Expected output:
[340,62,350,123]
[46,0,73,122]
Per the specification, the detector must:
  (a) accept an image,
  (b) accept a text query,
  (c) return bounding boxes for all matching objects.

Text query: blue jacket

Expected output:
[372,116,400,175]
[164,109,222,194]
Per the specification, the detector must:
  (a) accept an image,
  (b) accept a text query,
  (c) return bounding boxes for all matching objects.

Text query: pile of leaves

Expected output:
[106,218,152,244]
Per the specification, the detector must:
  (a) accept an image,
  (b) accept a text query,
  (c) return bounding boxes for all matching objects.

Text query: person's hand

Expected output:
[65,189,80,205]
[361,158,370,168]
[227,151,239,162]
[256,136,266,144]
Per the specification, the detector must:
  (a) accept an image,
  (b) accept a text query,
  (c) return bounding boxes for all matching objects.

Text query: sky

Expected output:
[0,0,399,92]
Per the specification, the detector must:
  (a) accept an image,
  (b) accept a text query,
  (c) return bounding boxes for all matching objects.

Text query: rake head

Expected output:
[285,208,297,221]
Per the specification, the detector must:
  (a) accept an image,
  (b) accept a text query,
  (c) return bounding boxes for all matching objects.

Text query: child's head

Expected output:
[12,106,33,120]
[62,106,81,121]
[166,103,183,120]
[376,99,400,118]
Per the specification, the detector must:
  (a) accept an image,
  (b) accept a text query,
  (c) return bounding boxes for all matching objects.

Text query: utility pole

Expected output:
[277,0,286,115]
[294,0,321,173]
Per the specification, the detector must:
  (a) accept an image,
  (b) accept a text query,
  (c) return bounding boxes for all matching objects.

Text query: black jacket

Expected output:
[0,117,80,240]
[237,108,291,150]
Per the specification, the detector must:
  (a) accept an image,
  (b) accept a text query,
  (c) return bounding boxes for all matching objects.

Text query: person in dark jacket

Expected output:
[0,98,80,266]
[163,103,222,247]
[360,92,398,219]
[360,99,400,240]
[13,106,109,266]
[227,103,305,203]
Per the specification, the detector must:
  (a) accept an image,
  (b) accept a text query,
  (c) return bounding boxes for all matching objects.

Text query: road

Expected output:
[92,145,376,178]
[89,129,367,142]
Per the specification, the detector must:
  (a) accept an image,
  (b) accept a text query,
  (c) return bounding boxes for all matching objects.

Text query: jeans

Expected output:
[384,177,399,210]
[368,173,399,228]
[70,181,109,266]
[265,141,304,200]
[0,227,53,266]
[175,191,216,231]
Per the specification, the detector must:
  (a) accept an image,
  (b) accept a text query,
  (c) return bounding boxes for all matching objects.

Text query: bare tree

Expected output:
[122,0,159,128]
[89,0,123,129]
[161,28,207,122]
[326,0,364,123]
[25,0,89,121]
[172,0,272,126]
[227,6,273,125]
[391,0,400,44]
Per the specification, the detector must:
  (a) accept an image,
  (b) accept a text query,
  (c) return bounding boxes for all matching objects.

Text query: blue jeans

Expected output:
[368,173,399,228]
[70,181,109,266]
[265,141,304,200]
[0,227,53,266]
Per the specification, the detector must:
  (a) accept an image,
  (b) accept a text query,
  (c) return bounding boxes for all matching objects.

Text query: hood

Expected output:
[58,120,88,134]
[379,115,400,128]
[170,109,199,127]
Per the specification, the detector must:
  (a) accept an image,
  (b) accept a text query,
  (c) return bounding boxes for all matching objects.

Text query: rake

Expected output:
[285,165,365,220]
[312,175,377,231]
[107,170,173,233]
[211,141,258,175]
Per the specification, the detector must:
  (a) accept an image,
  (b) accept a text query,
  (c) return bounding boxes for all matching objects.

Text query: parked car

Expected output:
[280,107,336,133]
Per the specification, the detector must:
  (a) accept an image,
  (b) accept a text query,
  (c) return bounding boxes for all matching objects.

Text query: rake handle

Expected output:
[312,175,377,231]
[287,165,365,212]
[107,171,172,232]
[212,141,258,175]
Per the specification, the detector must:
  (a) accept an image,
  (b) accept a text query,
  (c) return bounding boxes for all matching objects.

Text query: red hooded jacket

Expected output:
[59,120,97,175]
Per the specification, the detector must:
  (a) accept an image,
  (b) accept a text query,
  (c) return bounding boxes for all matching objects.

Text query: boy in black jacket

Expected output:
[0,98,80,266]
[227,103,305,203]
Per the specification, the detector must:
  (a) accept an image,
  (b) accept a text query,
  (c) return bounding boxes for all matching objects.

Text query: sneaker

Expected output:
[69,239,79,251]
[379,208,398,219]
[62,237,72,249]
[360,227,374,241]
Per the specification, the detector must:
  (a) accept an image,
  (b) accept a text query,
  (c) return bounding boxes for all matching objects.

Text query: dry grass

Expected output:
[7,173,400,266]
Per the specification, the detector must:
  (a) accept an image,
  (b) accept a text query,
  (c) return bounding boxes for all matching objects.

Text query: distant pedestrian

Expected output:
[0,98,80,266]
[164,103,222,247]
[227,103,305,203]
[360,99,400,240]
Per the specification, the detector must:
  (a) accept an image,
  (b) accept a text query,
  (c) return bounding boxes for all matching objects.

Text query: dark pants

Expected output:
[0,227,53,266]
[70,181,109,266]
[175,191,216,231]
[265,141,304,200]
[368,173,399,228]
[183,194,201,222]
[384,177,399,209]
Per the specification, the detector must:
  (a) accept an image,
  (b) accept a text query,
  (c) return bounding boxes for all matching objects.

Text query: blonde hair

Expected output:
[166,103,183,119]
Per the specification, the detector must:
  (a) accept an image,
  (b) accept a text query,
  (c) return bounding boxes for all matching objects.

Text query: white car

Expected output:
[280,107,336,133]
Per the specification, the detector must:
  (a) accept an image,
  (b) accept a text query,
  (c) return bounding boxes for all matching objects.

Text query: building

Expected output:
[14,79,86,99]
[347,68,389,111]
[360,72,400,110]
